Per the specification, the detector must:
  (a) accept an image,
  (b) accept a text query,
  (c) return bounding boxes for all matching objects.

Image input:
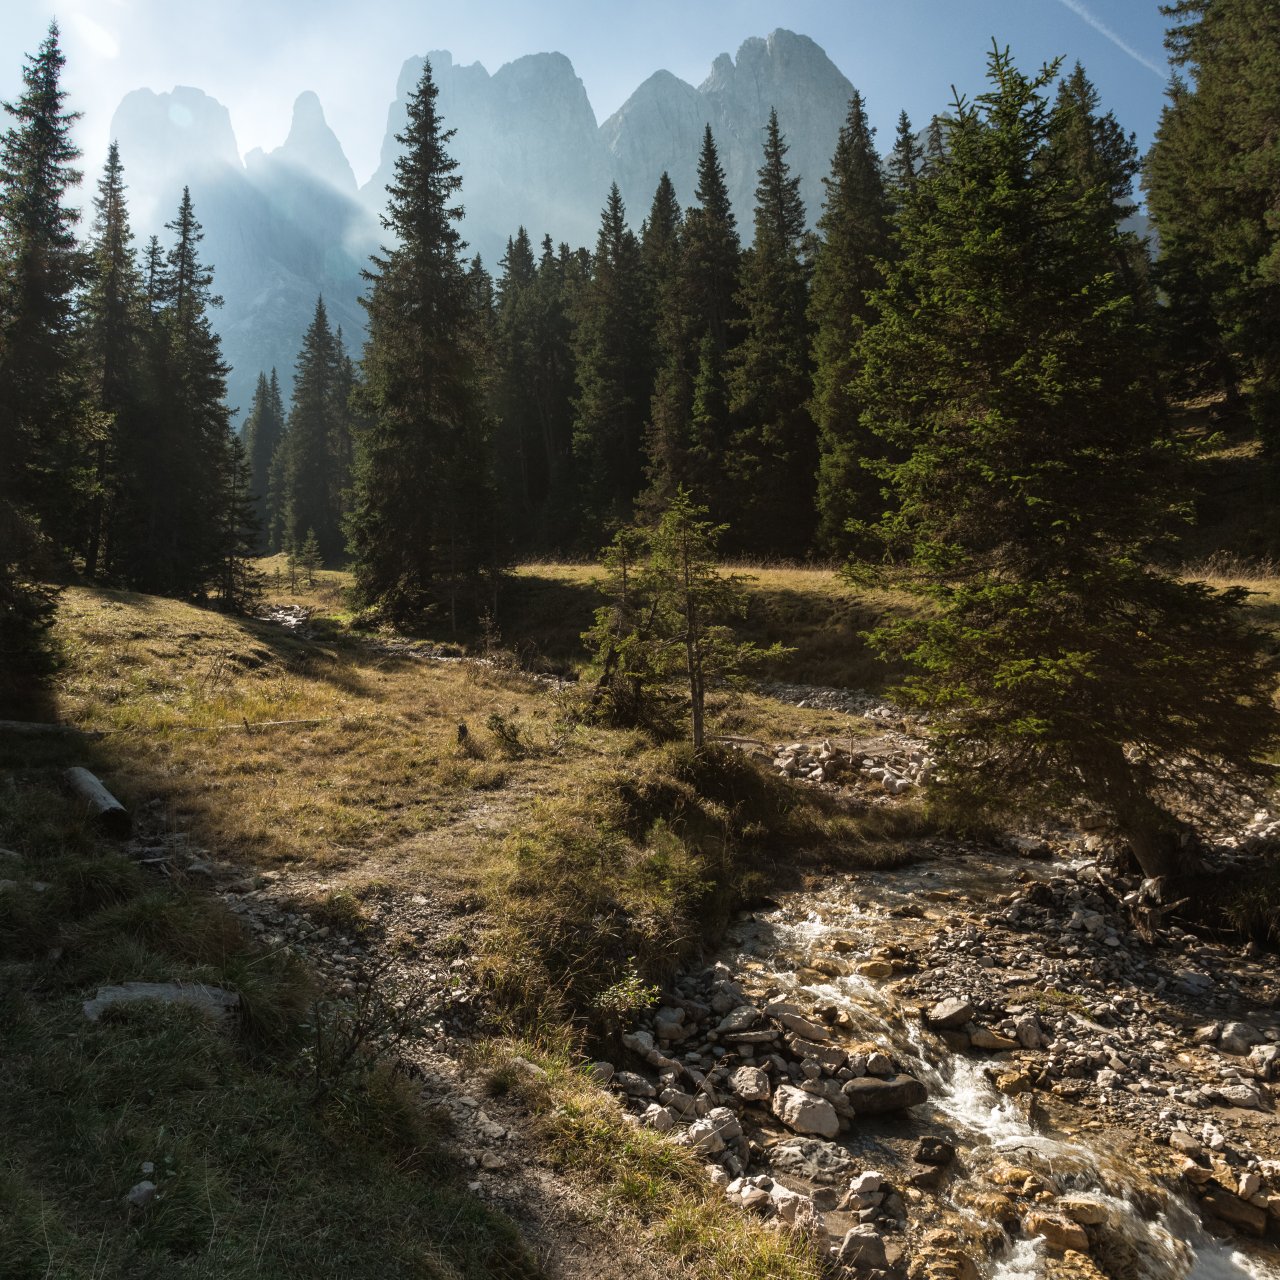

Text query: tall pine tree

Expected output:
[240,369,285,551]
[279,296,351,561]
[79,141,146,576]
[726,110,815,557]
[0,22,84,550]
[572,183,652,541]
[1145,0,1280,432]
[809,91,890,555]
[346,57,498,629]
[858,48,1277,879]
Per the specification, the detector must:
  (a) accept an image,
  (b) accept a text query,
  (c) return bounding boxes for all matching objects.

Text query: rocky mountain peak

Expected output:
[272,90,356,192]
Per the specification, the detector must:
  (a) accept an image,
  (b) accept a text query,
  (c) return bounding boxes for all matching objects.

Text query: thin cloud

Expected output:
[1055,0,1166,79]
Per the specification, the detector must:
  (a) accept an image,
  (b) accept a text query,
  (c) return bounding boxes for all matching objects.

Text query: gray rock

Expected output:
[125,1180,157,1209]
[768,1137,853,1184]
[837,1225,887,1268]
[926,997,975,1030]
[865,1050,894,1077]
[681,1116,727,1155]
[841,1073,928,1115]
[1014,1012,1044,1049]
[764,1001,831,1041]
[83,981,239,1022]
[716,1004,761,1034]
[728,1065,771,1103]
[1219,1021,1265,1056]
[614,1070,656,1098]
[587,1061,614,1085]
[771,1084,840,1138]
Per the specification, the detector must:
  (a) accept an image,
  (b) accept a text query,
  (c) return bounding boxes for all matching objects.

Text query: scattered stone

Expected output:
[841,1073,927,1115]
[765,1002,831,1042]
[768,1138,853,1184]
[968,1023,1019,1051]
[1219,1022,1265,1056]
[771,1085,840,1139]
[83,981,239,1022]
[927,997,976,1030]
[728,1065,772,1103]
[914,1137,956,1166]
[837,1225,887,1269]
[1023,1210,1090,1253]
[125,1181,157,1209]
[613,1071,656,1098]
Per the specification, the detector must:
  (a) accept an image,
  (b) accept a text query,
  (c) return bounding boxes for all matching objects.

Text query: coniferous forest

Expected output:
[4,11,1279,855]
[4,15,1278,635]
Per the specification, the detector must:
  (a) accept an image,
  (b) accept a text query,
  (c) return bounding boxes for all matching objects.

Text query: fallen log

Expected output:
[0,720,104,739]
[64,767,131,838]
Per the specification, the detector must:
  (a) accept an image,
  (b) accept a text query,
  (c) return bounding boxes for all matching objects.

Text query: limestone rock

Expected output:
[841,1073,927,1115]
[927,997,976,1029]
[837,1224,886,1268]
[83,981,239,1022]
[768,1137,853,1183]
[1024,1210,1090,1253]
[771,1084,839,1138]
[728,1065,772,1103]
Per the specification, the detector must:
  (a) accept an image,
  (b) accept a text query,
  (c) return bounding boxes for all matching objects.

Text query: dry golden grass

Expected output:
[50,585,563,890]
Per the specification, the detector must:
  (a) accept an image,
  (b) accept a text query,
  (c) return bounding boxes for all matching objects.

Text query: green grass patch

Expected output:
[0,761,542,1280]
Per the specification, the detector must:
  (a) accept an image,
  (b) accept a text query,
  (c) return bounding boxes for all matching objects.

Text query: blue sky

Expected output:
[3,0,1174,190]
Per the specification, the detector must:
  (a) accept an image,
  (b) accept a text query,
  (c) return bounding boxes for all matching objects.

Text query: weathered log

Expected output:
[0,720,104,739]
[64,767,131,838]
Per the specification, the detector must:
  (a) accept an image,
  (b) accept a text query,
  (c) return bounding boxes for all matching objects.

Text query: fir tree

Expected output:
[857,47,1278,879]
[886,110,922,198]
[1145,0,1280,430]
[572,183,652,541]
[114,187,233,596]
[682,126,740,358]
[240,369,285,551]
[491,227,540,546]
[726,110,815,557]
[0,22,84,550]
[809,91,890,555]
[641,173,692,508]
[213,431,263,611]
[280,297,349,561]
[80,141,146,576]
[346,57,498,629]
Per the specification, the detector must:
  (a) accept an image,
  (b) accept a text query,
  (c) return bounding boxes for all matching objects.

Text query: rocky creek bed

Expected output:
[601,838,1280,1279]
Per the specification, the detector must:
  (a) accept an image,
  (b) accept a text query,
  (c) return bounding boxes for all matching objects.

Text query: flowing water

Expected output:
[720,859,1280,1279]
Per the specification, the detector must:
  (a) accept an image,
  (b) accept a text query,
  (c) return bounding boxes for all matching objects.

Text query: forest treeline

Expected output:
[1,4,1277,648]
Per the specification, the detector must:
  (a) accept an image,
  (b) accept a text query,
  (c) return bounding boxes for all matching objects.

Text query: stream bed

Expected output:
[611,843,1280,1278]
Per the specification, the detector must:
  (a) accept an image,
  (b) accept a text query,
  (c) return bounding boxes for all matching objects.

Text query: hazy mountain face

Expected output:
[109,31,859,418]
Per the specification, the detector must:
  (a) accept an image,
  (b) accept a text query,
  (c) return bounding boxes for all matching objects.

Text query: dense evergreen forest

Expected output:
[1,7,1277,663]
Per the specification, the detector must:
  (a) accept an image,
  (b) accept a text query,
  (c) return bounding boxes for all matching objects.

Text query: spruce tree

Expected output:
[858,48,1278,879]
[280,296,348,561]
[641,173,691,508]
[683,127,740,358]
[346,57,498,629]
[491,227,540,547]
[809,92,890,555]
[528,235,581,548]
[213,431,263,611]
[886,110,922,198]
[1145,0,1280,431]
[80,141,146,576]
[572,183,652,541]
[726,110,815,557]
[240,369,285,551]
[677,131,742,514]
[0,22,84,550]
[114,187,233,596]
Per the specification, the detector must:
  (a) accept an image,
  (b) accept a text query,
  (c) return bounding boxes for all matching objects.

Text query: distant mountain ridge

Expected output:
[108,31,861,418]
